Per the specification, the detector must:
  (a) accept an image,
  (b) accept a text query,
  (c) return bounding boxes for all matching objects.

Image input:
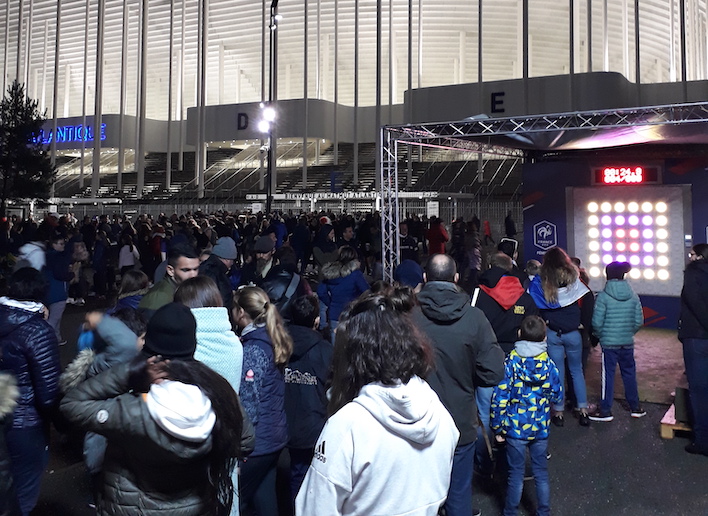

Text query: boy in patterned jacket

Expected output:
[491,315,563,516]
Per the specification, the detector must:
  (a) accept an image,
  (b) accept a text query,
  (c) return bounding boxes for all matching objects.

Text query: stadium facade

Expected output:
[2,0,708,205]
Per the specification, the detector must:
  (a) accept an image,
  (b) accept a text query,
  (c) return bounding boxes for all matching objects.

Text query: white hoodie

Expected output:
[295,376,459,516]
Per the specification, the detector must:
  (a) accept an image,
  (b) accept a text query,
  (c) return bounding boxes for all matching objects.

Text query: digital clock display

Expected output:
[593,166,659,185]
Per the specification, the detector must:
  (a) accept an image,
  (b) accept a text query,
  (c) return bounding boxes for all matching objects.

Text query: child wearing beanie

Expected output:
[589,261,645,422]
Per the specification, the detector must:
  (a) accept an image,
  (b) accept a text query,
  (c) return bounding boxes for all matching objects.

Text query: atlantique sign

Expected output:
[36,123,107,145]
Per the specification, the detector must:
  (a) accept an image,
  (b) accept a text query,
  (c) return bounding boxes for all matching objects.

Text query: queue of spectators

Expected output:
[2,205,702,516]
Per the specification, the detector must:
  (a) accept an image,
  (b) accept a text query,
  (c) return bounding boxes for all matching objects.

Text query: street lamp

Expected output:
[265,0,280,215]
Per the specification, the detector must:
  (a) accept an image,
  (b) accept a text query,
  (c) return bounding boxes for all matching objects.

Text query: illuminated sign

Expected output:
[593,165,659,185]
[36,123,107,145]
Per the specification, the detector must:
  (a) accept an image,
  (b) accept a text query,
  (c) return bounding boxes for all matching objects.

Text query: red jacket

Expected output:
[426,225,449,255]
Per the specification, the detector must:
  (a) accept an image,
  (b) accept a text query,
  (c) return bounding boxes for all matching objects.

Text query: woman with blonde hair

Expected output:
[528,247,591,427]
[232,286,293,516]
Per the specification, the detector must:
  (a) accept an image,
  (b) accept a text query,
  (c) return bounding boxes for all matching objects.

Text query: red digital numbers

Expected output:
[602,167,644,184]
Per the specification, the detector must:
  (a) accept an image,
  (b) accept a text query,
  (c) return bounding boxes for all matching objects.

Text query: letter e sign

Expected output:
[491,92,505,114]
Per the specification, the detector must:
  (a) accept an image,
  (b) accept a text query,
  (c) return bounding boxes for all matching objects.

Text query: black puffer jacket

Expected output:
[678,260,708,340]
[0,299,60,429]
[61,363,214,516]
[0,373,19,516]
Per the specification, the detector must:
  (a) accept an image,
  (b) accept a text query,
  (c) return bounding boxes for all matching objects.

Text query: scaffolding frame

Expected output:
[379,101,708,282]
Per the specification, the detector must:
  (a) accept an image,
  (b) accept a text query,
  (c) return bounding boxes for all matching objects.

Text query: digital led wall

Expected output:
[570,186,690,296]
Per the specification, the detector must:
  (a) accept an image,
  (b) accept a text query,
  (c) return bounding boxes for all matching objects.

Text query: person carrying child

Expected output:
[491,315,562,516]
[588,261,646,421]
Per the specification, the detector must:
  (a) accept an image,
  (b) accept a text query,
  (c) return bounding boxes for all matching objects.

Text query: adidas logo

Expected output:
[314,441,327,463]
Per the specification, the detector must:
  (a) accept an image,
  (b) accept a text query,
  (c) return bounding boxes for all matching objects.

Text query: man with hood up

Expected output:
[411,253,505,516]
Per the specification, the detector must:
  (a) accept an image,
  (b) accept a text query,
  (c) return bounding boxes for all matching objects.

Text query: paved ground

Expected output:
[31,299,708,516]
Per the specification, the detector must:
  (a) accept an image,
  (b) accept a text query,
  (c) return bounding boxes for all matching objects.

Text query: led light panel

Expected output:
[571,186,688,296]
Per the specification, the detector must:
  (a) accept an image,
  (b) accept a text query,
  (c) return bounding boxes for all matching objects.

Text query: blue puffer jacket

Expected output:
[240,325,288,456]
[0,298,61,429]
[317,259,370,322]
[45,247,74,305]
[592,280,644,348]
[491,340,563,441]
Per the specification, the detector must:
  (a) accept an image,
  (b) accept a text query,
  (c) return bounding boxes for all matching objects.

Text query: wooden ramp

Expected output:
[660,404,692,439]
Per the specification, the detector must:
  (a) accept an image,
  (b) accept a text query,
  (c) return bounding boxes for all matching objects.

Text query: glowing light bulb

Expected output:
[601,215,612,225]
[630,268,641,279]
[642,215,653,226]
[629,229,640,239]
[657,255,669,266]
[643,255,654,266]
[589,254,600,264]
[616,229,626,238]
[656,243,668,254]
[589,241,600,251]
[656,228,668,239]
[587,202,599,213]
[643,229,654,239]
[629,242,640,252]
[602,241,613,251]
[589,267,601,277]
[615,215,626,225]
[628,202,639,213]
[629,255,640,266]
[603,254,613,264]
[589,228,600,239]
[588,215,599,226]
[655,202,667,213]
[642,202,653,213]
[643,269,655,280]
[614,202,626,212]
[602,228,612,239]
[616,242,626,252]
[628,215,639,226]
[643,242,654,252]
[616,254,627,262]
[601,202,612,213]
[656,215,668,226]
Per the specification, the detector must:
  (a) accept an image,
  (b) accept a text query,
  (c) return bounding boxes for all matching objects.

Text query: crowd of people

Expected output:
[0,206,706,516]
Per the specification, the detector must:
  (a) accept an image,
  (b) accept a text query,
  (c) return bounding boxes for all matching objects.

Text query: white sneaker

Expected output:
[76,298,86,306]
[66,297,76,305]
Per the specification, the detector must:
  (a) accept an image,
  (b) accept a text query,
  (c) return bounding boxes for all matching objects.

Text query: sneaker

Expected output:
[473,509,482,516]
[588,411,614,422]
[630,407,647,418]
[58,340,67,346]
[66,297,76,305]
[75,298,86,306]
[551,414,564,427]
[546,450,552,460]
[578,412,591,426]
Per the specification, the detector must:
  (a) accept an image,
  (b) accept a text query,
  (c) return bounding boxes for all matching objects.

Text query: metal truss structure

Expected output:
[379,101,708,282]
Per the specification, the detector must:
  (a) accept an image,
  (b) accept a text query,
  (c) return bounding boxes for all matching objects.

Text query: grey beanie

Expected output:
[211,237,238,260]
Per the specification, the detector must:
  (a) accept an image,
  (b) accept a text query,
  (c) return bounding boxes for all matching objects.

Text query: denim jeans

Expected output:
[682,338,708,452]
[239,450,282,516]
[503,438,550,516]
[474,386,495,476]
[443,440,476,516]
[599,347,640,415]
[47,300,67,342]
[546,329,587,411]
[6,426,49,516]
[288,448,314,506]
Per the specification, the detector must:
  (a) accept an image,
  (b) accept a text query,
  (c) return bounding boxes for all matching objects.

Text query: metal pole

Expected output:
[178,0,185,171]
[267,0,279,214]
[24,0,32,87]
[2,1,10,95]
[92,0,105,198]
[353,0,359,186]
[303,0,308,192]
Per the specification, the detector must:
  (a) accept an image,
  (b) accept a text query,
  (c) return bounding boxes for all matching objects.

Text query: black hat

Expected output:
[254,235,275,253]
[606,261,631,281]
[143,303,197,360]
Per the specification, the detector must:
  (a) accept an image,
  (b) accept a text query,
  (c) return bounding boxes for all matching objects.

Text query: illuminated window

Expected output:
[614,202,626,212]
[641,202,653,213]
[643,243,654,253]
[589,241,600,251]
[587,202,599,213]
[589,267,601,277]
[656,243,669,254]
[602,228,612,239]
[642,215,653,226]
[588,215,599,226]
[616,229,626,238]
[656,215,668,226]
[643,255,655,266]
[615,215,626,225]
[589,254,600,264]
[658,269,669,280]
[643,269,656,280]
[629,229,640,239]
[629,255,640,265]
[655,202,668,213]
[602,241,613,251]
[657,255,669,266]
[656,228,668,239]
[628,215,639,226]
[588,228,600,239]
[630,268,641,279]
[643,229,654,239]
[601,202,612,213]
[601,215,612,225]
[628,202,639,213]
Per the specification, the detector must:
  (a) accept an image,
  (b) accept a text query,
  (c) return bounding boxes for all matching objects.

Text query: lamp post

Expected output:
[266,0,279,215]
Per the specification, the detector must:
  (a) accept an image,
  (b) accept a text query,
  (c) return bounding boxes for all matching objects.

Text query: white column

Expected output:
[80,0,90,189]
[63,63,70,117]
[218,41,224,104]
[334,0,339,166]
[603,0,609,71]
[92,0,105,198]
[50,0,61,178]
[15,0,24,81]
[303,0,309,190]
[117,1,129,192]
[41,19,48,112]
[178,0,186,171]
[137,0,148,198]
[353,0,359,186]
[24,0,33,87]
[166,0,174,191]
[2,2,10,95]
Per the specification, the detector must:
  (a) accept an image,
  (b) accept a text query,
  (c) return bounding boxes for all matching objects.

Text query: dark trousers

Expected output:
[444,440,476,516]
[288,448,314,506]
[599,346,640,414]
[683,338,708,452]
[240,450,282,516]
[6,426,49,516]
